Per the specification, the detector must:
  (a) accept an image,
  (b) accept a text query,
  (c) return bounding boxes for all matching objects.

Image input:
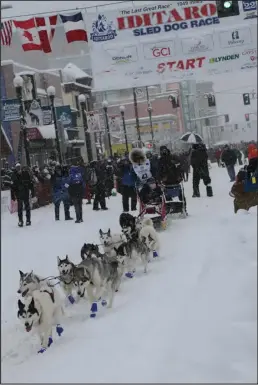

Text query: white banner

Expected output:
[85,0,257,90]
[109,115,121,132]
[86,111,104,132]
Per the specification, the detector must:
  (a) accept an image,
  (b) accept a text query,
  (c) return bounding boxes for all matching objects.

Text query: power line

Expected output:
[1,0,130,19]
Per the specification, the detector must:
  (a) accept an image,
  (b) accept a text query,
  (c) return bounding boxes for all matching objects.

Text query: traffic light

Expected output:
[224,114,229,123]
[207,94,216,107]
[216,0,240,18]
[245,113,250,121]
[243,93,250,105]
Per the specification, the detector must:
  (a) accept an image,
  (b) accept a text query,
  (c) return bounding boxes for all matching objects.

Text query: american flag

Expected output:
[1,20,13,46]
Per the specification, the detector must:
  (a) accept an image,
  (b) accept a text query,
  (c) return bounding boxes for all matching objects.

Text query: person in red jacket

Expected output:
[215,148,222,167]
[247,143,258,176]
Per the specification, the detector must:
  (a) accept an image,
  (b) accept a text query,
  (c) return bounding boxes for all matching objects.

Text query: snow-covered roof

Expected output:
[62,63,92,82]
[61,82,91,90]
[16,71,36,76]
[37,124,68,140]
[1,60,60,77]
[37,88,47,95]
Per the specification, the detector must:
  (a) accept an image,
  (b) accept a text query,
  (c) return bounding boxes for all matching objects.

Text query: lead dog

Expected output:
[57,256,77,304]
[17,288,64,353]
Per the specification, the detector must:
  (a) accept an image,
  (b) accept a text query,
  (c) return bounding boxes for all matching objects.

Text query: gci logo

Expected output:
[152,47,171,58]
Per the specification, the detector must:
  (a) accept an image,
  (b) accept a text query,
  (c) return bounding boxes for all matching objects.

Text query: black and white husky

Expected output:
[73,255,121,315]
[57,256,76,304]
[17,288,64,354]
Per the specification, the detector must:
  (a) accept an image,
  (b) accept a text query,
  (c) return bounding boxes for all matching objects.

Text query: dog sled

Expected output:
[137,182,167,230]
[162,182,187,219]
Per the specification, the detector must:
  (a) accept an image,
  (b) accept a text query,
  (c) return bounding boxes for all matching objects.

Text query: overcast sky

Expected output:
[2,1,257,123]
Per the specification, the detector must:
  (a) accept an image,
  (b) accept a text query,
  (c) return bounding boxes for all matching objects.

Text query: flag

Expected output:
[14,16,57,53]
[1,20,13,46]
[35,15,57,53]
[59,12,87,43]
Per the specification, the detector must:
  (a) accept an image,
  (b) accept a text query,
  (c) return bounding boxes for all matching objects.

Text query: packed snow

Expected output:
[2,165,257,383]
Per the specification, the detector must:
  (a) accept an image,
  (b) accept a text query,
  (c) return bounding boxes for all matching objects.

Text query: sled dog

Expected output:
[99,228,126,257]
[17,288,64,353]
[57,255,76,300]
[18,270,51,298]
[73,255,121,309]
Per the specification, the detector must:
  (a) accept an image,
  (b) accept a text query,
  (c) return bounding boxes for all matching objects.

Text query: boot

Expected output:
[206,185,213,197]
[192,187,200,198]
[55,205,60,221]
[18,221,23,227]
[64,207,73,221]
[26,220,31,226]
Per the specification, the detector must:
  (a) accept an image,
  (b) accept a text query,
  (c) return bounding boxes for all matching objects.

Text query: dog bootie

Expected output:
[68,295,75,304]
[90,302,98,318]
[48,337,53,347]
[153,250,159,258]
[125,272,134,278]
[101,299,107,307]
[56,324,64,336]
[38,347,47,354]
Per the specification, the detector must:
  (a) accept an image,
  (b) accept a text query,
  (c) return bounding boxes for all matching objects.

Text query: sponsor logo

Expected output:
[112,55,133,64]
[219,28,251,48]
[242,0,257,12]
[242,48,257,56]
[117,3,220,36]
[143,41,174,60]
[90,14,117,42]
[241,62,257,70]
[152,47,171,58]
[182,35,213,54]
[156,57,205,73]
[125,66,153,77]
[209,54,240,63]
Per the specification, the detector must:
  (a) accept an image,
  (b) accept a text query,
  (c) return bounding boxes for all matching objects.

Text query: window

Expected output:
[74,95,80,118]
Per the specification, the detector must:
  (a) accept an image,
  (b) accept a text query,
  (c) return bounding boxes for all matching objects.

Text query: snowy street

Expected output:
[2,165,257,383]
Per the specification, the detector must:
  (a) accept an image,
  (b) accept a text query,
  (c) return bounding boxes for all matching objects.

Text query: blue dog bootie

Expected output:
[56,324,64,336]
[68,294,75,304]
[153,250,159,258]
[38,347,47,354]
[90,302,98,318]
[48,337,53,347]
[101,299,107,307]
[125,271,134,278]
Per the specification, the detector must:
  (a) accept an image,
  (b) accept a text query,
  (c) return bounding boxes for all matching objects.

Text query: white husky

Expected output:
[17,288,64,353]
[139,219,160,256]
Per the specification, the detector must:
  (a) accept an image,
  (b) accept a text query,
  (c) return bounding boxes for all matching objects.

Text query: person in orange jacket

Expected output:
[247,143,258,177]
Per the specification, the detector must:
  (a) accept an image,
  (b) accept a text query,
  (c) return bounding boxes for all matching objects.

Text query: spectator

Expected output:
[51,165,73,221]
[191,143,213,197]
[89,161,108,211]
[11,163,35,227]
[116,157,137,212]
[221,145,237,182]
[67,162,85,223]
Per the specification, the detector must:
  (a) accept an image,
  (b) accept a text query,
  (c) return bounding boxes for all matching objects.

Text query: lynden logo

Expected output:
[126,66,152,77]
[209,54,240,64]
[152,47,171,58]
[112,55,132,63]
[90,14,117,42]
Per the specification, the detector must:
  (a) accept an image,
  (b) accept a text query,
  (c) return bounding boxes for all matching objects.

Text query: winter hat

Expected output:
[129,148,146,165]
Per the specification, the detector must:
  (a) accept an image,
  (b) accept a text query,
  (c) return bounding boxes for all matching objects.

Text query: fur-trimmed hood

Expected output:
[129,148,146,165]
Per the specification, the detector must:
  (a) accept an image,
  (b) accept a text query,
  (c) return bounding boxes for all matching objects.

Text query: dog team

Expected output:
[17,213,160,354]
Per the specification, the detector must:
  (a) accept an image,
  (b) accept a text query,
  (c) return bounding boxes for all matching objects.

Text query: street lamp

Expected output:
[119,105,129,153]
[47,85,62,165]
[102,100,113,157]
[13,75,31,167]
[78,93,93,163]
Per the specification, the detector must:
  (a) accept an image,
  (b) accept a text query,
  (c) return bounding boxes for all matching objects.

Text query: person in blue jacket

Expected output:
[67,162,85,223]
[51,165,72,221]
[116,156,137,212]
